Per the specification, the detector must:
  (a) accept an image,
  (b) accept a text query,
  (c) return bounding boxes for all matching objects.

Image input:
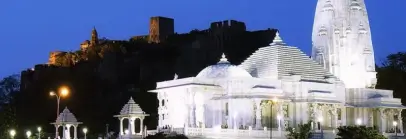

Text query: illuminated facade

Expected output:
[311,0,376,88]
[150,32,404,139]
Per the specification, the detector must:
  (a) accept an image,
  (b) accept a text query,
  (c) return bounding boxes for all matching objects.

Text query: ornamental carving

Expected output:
[283,104,289,118]
[308,103,317,120]
[327,104,338,116]
[379,108,388,118]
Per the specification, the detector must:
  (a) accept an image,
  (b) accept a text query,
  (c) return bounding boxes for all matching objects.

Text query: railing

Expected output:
[148,128,404,139]
[185,128,284,138]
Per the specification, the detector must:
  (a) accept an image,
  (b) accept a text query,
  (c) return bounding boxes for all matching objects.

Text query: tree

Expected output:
[0,74,20,138]
[376,52,406,100]
[286,121,312,139]
[336,126,386,139]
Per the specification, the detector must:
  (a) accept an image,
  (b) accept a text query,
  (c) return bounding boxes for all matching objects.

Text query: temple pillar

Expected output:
[277,103,284,131]
[130,117,136,134]
[212,102,216,128]
[379,108,387,133]
[119,118,124,135]
[255,99,262,129]
[309,103,317,130]
[218,100,222,127]
[398,109,404,133]
[191,93,197,127]
[73,125,77,139]
[332,113,338,128]
[368,109,374,127]
[158,96,162,128]
[54,125,59,139]
[140,118,144,134]
[341,107,347,126]
[316,104,323,130]
[331,106,338,129]
[66,124,72,139]
[62,125,66,139]
[159,113,162,128]
[201,105,206,128]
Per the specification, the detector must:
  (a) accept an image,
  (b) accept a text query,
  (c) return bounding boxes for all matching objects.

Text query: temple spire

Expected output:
[91,26,99,46]
[312,0,376,88]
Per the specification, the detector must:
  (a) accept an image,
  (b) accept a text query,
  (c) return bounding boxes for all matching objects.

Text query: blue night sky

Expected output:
[0,0,405,78]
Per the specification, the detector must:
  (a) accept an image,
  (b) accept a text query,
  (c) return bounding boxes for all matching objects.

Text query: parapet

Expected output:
[210,20,246,31]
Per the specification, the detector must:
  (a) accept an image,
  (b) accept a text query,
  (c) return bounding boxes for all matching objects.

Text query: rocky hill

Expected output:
[17,18,278,134]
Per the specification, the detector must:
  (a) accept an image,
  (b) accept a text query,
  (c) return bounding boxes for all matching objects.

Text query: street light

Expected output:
[270,97,278,139]
[356,118,362,126]
[37,127,41,139]
[50,86,70,139]
[9,129,16,139]
[26,131,32,139]
[83,128,88,139]
[393,121,398,136]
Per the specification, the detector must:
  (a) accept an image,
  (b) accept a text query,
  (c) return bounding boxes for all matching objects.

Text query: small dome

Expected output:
[334,28,340,34]
[196,53,252,79]
[120,97,145,115]
[358,23,367,34]
[350,0,362,10]
[322,0,334,12]
[56,107,78,123]
[323,4,334,11]
[318,25,328,36]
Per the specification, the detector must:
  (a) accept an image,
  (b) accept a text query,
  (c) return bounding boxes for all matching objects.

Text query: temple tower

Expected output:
[148,16,174,43]
[90,27,99,46]
[311,0,376,88]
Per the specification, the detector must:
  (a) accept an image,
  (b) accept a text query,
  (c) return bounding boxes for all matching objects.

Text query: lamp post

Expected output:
[270,97,278,139]
[26,131,32,139]
[50,86,69,139]
[37,127,41,139]
[9,129,16,139]
[83,128,88,139]
[393,121,398,136]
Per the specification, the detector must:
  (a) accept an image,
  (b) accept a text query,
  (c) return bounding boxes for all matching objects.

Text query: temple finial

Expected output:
[270,31,285,45]
[219,53,229,63]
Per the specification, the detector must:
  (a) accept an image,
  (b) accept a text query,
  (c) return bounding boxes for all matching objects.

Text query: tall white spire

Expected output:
[311,0,376,88]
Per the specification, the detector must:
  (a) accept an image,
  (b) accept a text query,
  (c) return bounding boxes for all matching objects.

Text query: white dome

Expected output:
[196,53,252,79]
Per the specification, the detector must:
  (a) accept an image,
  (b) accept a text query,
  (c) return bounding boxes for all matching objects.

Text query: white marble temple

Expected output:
[148,1,405,139]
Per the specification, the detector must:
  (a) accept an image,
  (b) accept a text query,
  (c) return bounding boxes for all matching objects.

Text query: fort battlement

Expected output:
[210,20,246,31]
